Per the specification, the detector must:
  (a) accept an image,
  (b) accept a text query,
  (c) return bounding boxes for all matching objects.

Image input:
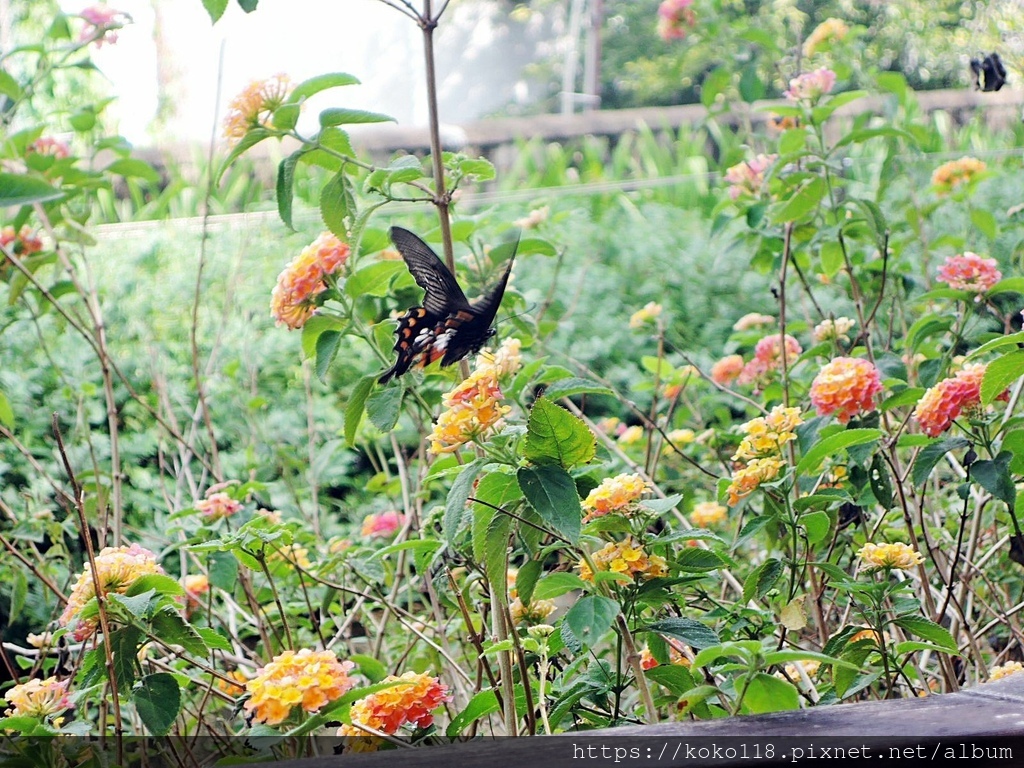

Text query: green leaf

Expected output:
[314,330,341,382]
[982,349,1024,405]
[744,558,784,603]
[320,170,351,239]
[216,127,273,182]
[444,459,491,545]
[319,108,395,127]
[869,453,894,510]
[772,176,826,223]
[639,617,720,649]
[1000,430,1024,475]
[0,69,23,100]
[564,595,618,649]
[802,510,831,544]
[446,689,499,738]
[290,73,360,102]
[970,208,998,240]
[149,609,208,657]
[880,387,925,411]
[517,464,581,543]
[197,628,232,652]
[644,664,696,695]
[276,153,299,230]
[741,672,799,713]
[523,397,595,469]
[515,559,542,606]
[967,330,1024,358]
[819,240,843,278]
[201,0,228,19]
[345,261,405,299]
[894,616,958,652]
[104,158,161,185]
[674,548,728,572]
[911,437,971,486]
[533,572,586,600]
[133,673,181,736]
[795,428,882,476]
[207,551,237,590]
[458,158,495,180]
[237,0,259,12]
[344,375,376,447]
[480,509,512,594]
[0,390,13,429]
[542,377,615,400]
[109,627,143,694]
[972,453,1016,507]
[988,278,1024,298]
[349,654,387,683]
[700,66,730,108]
[833,126,916,150]
[365,386,402,432]
[0,173,64,207]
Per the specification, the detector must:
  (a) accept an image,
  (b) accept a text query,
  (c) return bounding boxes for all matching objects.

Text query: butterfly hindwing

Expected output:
[970,52,1007,92]
[380,227,517,382]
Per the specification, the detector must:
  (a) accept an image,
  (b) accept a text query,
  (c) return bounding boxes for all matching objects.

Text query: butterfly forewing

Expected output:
[389,227,470,316]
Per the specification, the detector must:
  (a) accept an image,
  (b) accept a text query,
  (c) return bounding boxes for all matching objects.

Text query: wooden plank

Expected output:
[261,674,1024,767]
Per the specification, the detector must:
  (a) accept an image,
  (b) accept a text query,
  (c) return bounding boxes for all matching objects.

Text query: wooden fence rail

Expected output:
[260,674,1024,768]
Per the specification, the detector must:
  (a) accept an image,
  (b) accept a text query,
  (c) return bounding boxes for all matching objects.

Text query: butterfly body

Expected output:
[379,227,515,383]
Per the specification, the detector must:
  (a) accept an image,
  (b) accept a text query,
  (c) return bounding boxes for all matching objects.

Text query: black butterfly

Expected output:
[970,52,1007,92]
[379,227,516,384]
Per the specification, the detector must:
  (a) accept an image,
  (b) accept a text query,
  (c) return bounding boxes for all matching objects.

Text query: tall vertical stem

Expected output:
[420,1,455,274]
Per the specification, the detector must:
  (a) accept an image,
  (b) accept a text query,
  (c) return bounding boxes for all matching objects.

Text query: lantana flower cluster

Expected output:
[79,5,127,47]
[724,154,776,200]
[640,639,692,670]
[270,232,350,329]
[629,301,663,329]
[727,405,803,506]
[803,18,849,56]
[361,510,406,538]
[656,0,696,41]
[936,252,1002,294]
[339,671,450,750]
[2,676,72,719]
[913,363,1005,437]
[857,542,924,571]
[582,473,649,521]
[223,74,292,144]
[711,354,744,385]
[931,157,986,194]
[809,357,882,424]
[60,544,164,641]
[813,316,856,343]
[784,67,836,102]
[690,501,727,527]
[507,568,557,626]
[195,491,243,522]
[579,539,668,582]
[738,334,803,387]
[1,226,44,256]
[243,649,356,725]
[427,346,518,454]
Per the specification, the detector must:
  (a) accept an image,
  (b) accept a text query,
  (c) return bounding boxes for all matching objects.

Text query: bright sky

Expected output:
[56,1,533,147]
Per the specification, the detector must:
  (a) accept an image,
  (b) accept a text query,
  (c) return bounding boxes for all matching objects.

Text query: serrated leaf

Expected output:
[523,397,595,469]
[564,595,618,649]
[741,672,799,713]
[795,428,882,476]
[276,154,299,230]
[639,617,720,649]
[150,609,207,657]
[515,559,542,606]
[517,464,581,543]
[202,0,228,18]
[744,558,784,603]
[894,616,958,652]
[344,375,376,447]
[772,176,826,223]
[0,173,64,207]
[802,510,831,544]
[982,349,1024,405]
[481,509,512,594]
[320,108,395,127]
[911,437,971,486]
[533,572,586,600]
[972,452,1015,507]
[133,673,181,736]
[674,548,727,572]
[644,664,696,696]
[290,73,359,102]
[314,330,341,382]
[345,261,405,299]
[365,386,402,432]
[197,628,232,652]
[542,377,615,400]
[443,459,491,545]
[320,170,351,238]
[446,689,500,738]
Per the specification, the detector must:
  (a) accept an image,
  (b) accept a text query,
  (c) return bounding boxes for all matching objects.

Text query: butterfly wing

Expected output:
[984,52,1007,91]
[389,227,470,316]
[440,239,517,367]
[379,307,440,384]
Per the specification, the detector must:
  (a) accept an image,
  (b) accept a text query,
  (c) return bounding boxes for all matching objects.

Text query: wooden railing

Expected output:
[263,673,1024,767]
